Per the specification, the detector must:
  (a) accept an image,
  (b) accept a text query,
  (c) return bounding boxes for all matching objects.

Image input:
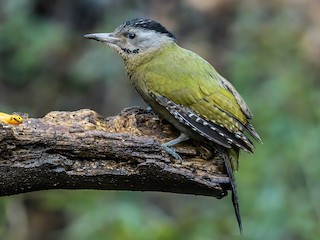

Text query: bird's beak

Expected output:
[84,33,120,44]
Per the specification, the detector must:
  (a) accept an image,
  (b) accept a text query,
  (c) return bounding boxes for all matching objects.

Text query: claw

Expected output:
[160,133,189,162]
[145,106,154,113]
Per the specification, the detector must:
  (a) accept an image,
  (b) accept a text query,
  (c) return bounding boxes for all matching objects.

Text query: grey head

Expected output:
[84,18,176,59]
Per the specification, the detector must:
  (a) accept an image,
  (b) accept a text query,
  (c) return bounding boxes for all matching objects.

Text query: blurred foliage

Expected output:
[1,0,320,239]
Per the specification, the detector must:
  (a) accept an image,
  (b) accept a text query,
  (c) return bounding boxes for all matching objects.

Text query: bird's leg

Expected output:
[161,133,189,161]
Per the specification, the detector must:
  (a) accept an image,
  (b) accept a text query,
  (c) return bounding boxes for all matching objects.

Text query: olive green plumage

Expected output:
[84,18,261,233]
[126,42,260,156]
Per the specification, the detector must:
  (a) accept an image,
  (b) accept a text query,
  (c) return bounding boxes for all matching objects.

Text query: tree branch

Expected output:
[0,107,230,198]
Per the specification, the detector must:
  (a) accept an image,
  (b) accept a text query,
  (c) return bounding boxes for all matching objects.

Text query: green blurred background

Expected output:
[1,0,320,239]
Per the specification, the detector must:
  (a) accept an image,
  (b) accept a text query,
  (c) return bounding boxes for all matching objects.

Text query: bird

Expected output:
[84,18,261,233]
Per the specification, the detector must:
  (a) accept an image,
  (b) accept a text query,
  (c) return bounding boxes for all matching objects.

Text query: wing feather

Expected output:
[141,46,261,146]
[151,92,254,152]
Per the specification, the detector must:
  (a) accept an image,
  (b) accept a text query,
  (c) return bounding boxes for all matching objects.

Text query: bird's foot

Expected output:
[145,106,152,112]
[160,133,190,163]
[145,106,156,114]
[161,144,182,163]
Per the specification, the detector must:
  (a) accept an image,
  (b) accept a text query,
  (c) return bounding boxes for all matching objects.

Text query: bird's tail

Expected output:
[217,146,242,234]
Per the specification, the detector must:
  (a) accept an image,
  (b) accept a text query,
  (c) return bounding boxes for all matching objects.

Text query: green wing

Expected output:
[141,45,260,151]
[137,45,259,233]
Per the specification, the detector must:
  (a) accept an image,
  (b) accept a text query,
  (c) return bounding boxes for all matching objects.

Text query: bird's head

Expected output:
[84,18,176,61]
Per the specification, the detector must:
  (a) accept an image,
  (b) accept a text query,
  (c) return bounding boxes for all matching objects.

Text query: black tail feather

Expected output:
[217,146,243,234]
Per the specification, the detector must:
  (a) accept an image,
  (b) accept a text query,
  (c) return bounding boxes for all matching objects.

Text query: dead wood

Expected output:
[0,107,230,198]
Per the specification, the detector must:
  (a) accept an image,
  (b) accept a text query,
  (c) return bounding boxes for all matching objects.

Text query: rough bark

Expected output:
[0,107,230,198]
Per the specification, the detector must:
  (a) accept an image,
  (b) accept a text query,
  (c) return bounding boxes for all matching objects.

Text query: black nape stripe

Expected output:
[123,18,176,40]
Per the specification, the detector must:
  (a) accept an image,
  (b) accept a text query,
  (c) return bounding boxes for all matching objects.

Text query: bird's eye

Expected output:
[128,33,136,39]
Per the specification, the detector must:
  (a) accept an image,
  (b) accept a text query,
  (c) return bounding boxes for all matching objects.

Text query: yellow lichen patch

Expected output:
[0,112,23,125]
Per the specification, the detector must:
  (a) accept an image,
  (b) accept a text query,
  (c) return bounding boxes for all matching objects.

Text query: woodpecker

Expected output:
[84,18,261,233]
